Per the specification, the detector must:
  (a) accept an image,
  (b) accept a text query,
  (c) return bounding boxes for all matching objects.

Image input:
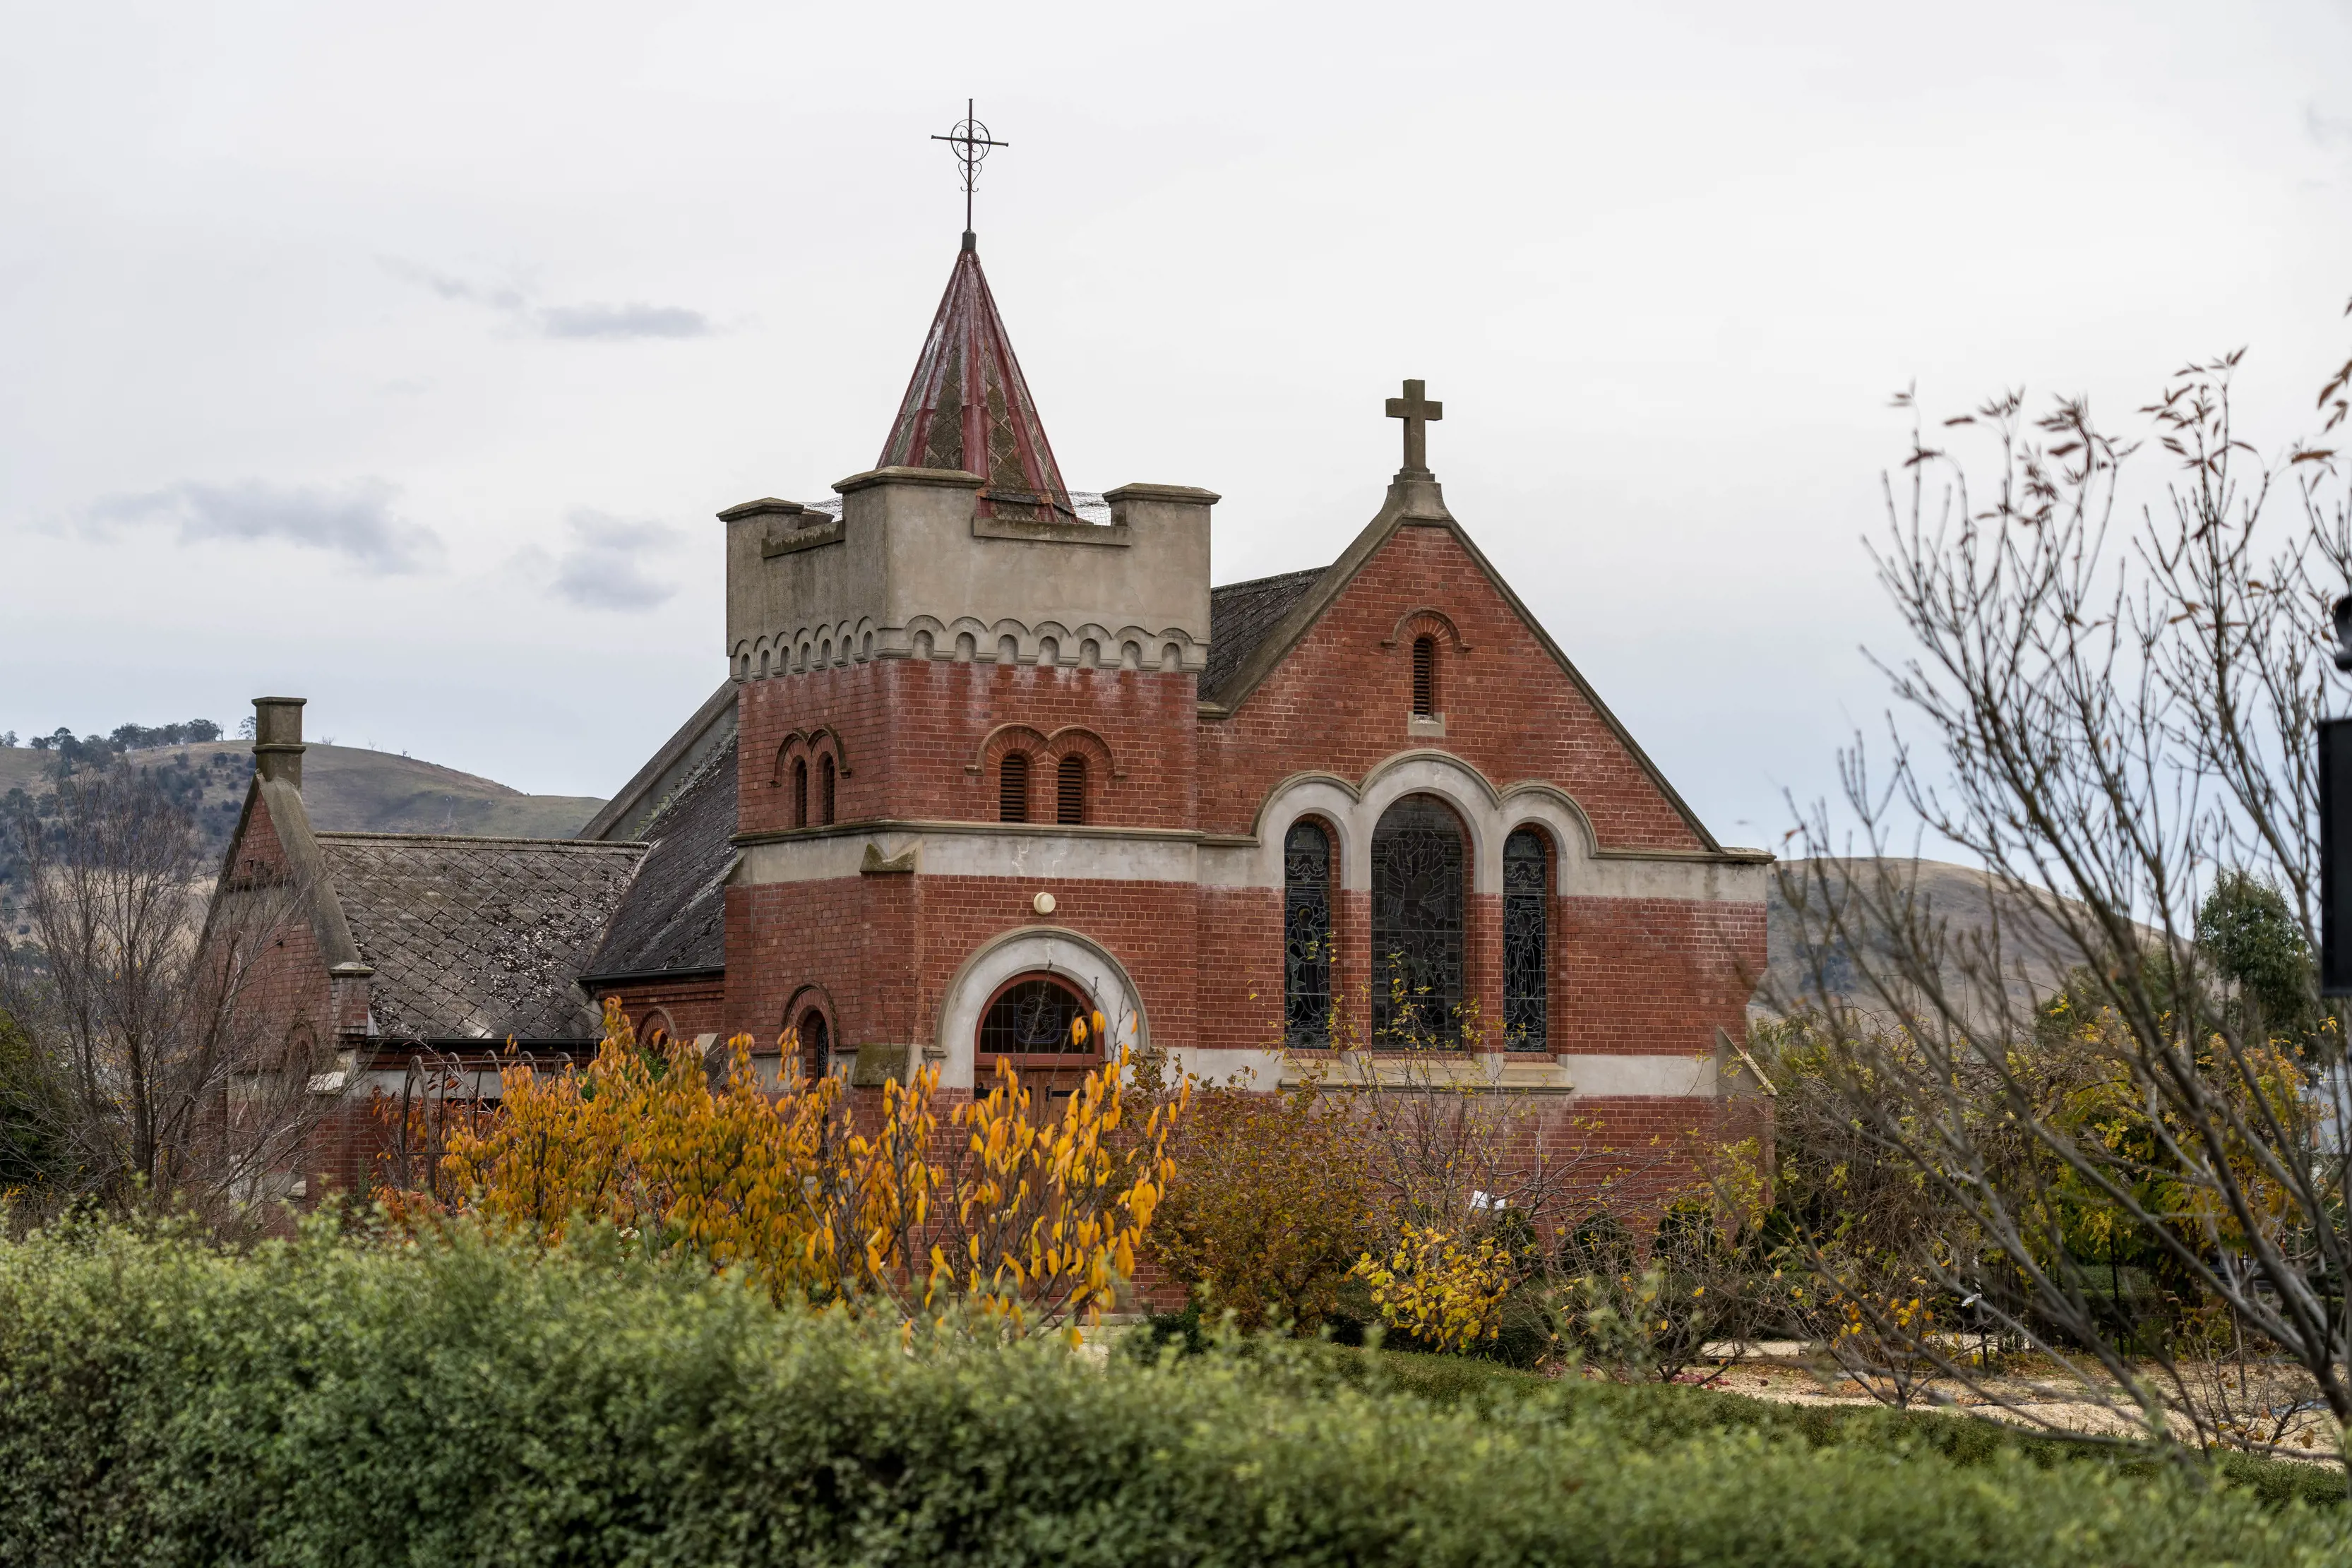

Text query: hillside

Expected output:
[1762,857,2089,1016]
[0,742,603,839]
[0,741,605,928]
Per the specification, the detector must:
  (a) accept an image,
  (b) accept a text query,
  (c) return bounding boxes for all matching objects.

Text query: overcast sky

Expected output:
[5,0,2351,846]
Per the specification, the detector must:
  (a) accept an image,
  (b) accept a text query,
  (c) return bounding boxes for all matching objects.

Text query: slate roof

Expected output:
[1202,567,1327,703]
[578,735,736,983]
[314,832,648,1042]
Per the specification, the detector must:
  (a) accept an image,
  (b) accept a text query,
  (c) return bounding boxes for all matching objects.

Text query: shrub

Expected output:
[1145,1081,1377,1333]
[0,1219,2339,1568]
[394,1003,1181,1335]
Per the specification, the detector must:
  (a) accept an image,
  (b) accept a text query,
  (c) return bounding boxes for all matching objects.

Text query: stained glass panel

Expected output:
[1371,795,1464,1045]
[1503,827,1548,1051]
[1284,820,1332,1046]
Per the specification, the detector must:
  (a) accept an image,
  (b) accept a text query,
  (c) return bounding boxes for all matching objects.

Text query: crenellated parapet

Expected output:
[724,467,1216,683]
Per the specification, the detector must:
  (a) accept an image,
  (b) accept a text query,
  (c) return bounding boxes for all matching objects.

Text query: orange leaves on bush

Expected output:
[422,1000,1182,1335]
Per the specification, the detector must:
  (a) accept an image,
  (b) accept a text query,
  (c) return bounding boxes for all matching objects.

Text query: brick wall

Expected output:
[1199,525,1707,851]
[736,659,1200,834]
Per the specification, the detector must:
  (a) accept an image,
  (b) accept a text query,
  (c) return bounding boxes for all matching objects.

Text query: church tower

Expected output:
[716,227,1222,1094]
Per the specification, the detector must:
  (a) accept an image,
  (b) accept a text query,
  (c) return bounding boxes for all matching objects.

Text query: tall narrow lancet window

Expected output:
[1371,794,1464,1044]
[797,1007,830,1082]
[793,758,810,829]
[1284,820,1334,1046]
[820,755,837,825]
[999,753,1030,822]
[1056,755,1086,826]
[1503,827,1550,1051]
[1411,636,1438,717]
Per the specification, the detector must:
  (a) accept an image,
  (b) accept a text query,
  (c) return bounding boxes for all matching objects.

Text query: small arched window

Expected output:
[820,754,837,826]
[1000,753,1030,822]
[792,757,809,829]
[1411,635,1438,717]
[1503,827,1549,1051]
[1056,755,1086,826]
[1284,820,1333,1046]
[796,1005,830,1082]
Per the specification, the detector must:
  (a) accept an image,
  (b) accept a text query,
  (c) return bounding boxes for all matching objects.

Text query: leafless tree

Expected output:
[0,765,330,1231]
[1769,310,2352,1473]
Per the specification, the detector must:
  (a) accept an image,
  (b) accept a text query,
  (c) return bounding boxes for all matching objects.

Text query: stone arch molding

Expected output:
[733,616,1208,678]
[933,927,1150,1091]
[1245,752,1600,897]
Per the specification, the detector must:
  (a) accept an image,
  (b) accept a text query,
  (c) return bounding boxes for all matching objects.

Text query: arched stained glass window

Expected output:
[977,974,1094,1057]
[1284,820,1333,1046]
[1503,827,1549,1051]
[1371,794,1464,1045]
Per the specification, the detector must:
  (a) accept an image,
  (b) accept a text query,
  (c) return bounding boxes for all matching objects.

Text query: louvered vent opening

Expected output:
[1411,636,1437,716]
[793,758,809,828]
[820,755,837,825]
[1056,755,1086,826]
[999,753,1030,822]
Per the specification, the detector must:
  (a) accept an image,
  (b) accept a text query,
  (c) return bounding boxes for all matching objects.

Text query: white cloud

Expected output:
[88,479,444,573]
[383,259,712,341]
[542,510,683,609]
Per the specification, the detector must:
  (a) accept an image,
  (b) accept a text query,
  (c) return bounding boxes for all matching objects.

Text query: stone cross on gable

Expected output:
[1385,379,1442,475]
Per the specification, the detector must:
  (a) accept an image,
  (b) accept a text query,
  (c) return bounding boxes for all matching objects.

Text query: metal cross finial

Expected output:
[1385,378,1443,474]
[932,98,1009,246]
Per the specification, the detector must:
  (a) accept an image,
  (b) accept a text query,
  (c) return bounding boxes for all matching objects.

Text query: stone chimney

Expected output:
[252,696,307,788]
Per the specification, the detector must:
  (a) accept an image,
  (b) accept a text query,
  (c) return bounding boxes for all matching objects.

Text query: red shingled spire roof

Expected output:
[876,239,1074,522]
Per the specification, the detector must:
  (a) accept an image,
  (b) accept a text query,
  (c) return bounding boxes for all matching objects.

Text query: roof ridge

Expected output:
[315,832,650,850]
[1213,565,1327,594]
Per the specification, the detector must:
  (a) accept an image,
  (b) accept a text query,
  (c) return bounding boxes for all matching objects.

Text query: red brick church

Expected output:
[215,227,1769,1187]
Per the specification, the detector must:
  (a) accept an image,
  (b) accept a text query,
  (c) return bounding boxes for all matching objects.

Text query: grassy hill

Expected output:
[1762,856,2088,1016]
[0,742,603,839]
[0,741,605,929]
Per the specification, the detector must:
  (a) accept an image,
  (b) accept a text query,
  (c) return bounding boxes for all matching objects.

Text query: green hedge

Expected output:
[0,1219,2340,1567]
[1303,1347,2348,1511]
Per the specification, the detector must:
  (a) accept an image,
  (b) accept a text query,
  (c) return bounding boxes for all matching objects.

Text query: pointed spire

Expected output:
[876,242,1074,522]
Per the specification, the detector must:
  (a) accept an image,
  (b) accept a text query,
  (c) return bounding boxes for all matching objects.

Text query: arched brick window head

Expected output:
[820,755,837,826]
[1411,635,1438,717]
[999,752,1029,823]
[792,758,809,829]
[1056,755,1086,826]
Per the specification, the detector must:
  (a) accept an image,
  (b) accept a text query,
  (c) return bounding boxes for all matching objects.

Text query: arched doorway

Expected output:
[1371,793,1465,1045]
[933,929,1147,1094]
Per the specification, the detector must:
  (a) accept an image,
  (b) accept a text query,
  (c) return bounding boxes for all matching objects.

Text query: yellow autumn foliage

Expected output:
[1351,1224,1517,1352]
[420,1000,1186,1335]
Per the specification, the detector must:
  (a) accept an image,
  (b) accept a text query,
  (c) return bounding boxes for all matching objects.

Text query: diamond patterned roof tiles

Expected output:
[314,832,647,1043]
